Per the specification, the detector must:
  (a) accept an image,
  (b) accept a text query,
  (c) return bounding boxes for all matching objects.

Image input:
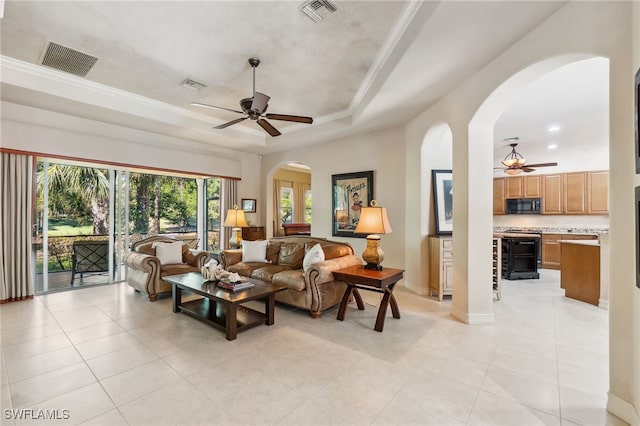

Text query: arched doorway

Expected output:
[267,162,312,238]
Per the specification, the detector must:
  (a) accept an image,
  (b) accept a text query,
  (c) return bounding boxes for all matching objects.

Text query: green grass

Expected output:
[47,224,94,236]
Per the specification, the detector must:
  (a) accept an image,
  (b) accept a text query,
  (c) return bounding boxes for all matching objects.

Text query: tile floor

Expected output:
[0,270,626,425]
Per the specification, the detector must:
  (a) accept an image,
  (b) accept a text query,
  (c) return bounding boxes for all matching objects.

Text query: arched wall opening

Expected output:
[457,54,605,324]
[413,123,452,296]
[266,161,312,238]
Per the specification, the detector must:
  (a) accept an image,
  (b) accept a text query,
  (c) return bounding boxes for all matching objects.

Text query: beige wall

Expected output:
[262,126,406,270]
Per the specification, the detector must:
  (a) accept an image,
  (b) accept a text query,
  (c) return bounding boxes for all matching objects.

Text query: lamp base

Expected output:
[229,227,242,249]
[364,263,383,271]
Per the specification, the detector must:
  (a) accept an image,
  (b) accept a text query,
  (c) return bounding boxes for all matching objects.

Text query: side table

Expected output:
[333,265,405,332]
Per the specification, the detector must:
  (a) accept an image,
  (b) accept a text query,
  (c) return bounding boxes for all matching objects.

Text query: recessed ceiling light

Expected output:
[547,125,561,133]
[547,143,558,150]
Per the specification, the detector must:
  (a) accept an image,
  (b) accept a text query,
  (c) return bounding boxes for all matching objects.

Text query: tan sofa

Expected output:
[125,236,210,301]
[219,236,363,318]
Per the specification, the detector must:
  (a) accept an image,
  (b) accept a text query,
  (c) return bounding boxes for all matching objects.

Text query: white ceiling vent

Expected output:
[300,0,338,22]
[40,41,99,77]
[180,78,208,91]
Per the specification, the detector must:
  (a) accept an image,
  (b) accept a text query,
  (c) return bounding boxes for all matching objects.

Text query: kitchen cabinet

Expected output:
[242,226,265,241]
[492,238,501,300]
[563,172,588,214]
[523,175,542,198]
[493,178,506,215]
[561,241,600,305]
[506,176,523,199]
[541,234,562,269]
[541,233,598,270]
[429,236,452,301]
[542,174,563,214]
[588,171,609,214]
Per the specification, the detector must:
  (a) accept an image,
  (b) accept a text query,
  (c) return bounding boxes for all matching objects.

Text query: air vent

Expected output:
[300,0,338,22]
[40,41,99,77]
[180,78,208,91]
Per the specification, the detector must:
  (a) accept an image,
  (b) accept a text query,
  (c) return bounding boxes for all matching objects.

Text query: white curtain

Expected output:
[0,152,34,303]
[221,179,238,249]
[294,182,311,223]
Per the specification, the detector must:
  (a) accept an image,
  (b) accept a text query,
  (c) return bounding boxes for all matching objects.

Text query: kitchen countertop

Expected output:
[493,227,608,235]
[493,232,542,238]
[559,239,600,246]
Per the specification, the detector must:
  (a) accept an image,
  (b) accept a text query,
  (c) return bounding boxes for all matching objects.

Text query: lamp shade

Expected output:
[223,207,249,228]
[504,168,522,176]
[354,202,392,235]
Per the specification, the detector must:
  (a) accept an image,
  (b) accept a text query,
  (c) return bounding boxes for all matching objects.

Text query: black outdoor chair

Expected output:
[70,240,113,285]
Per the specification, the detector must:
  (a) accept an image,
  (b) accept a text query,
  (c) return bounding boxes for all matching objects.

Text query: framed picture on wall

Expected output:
[635,67,640,173]
[332,170,374,238]
[432,169,453,235]
[241,198,256,213]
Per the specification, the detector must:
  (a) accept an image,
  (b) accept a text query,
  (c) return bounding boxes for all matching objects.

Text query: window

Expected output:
[304,189,312,224]
[280,187,294,224]
[205,178,221,250]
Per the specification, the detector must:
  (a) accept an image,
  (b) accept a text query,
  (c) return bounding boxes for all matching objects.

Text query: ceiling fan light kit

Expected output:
[497,138,558,174]
[191,57,313,137]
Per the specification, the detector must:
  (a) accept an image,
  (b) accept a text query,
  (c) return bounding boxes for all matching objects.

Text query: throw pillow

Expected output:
[303,243,325,272]
[153,241,184,265]
[242,239,269,263]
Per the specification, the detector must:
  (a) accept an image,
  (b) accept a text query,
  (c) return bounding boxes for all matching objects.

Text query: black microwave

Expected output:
[506,198,541,214]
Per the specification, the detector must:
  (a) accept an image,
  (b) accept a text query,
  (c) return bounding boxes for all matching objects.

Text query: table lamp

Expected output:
[354,200,393,270]
[223,205,249,249]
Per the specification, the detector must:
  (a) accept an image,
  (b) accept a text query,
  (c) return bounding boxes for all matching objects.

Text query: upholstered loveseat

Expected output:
[219,236,363,318]
[125,236,210,301]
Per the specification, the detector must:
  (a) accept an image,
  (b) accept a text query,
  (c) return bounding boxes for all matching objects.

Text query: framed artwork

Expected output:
[432,169,453,235]
[332,170,374,238]
[241,198,256,213]
[635,67,640,173]
[636,186,640,289]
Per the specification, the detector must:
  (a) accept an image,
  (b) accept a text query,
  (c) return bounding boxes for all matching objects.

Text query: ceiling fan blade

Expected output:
[257,119,281,137]
[525,162,558,168]
[521,167,535,173]
[191,102,245,115]
[214,116,248,129]
[251,92,270,114]
[265,114,313,124]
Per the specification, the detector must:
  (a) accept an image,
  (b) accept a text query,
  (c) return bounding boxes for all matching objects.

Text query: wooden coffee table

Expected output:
[164,272,286,341]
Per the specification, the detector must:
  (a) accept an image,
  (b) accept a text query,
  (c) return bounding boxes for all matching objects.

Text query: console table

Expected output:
[333,265,404,332]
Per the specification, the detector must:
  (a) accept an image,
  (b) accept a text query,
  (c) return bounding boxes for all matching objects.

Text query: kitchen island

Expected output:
[560,239,600,306]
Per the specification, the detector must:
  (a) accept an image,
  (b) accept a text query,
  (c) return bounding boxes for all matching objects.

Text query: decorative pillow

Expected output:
[303,244,325,272]
[153,241,184,265]
[278,243,305,268]
[242,239,269,263]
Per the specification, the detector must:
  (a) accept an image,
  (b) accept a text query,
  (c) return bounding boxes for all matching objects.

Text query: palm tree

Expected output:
[37,163,110,234]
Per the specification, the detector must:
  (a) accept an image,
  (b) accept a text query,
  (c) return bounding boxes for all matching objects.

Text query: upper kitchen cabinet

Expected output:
[587,171,609,214]
[505,176,523,199]
[493,178,506,215]
[523,175,542,198]
[542,174,563,214]
[563,172,588,214]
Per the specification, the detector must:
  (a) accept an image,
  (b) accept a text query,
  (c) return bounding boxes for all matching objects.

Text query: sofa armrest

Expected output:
[219,249,242,269]
[305,254,364,286]
[125,251,161,273]
[183,249,210,268]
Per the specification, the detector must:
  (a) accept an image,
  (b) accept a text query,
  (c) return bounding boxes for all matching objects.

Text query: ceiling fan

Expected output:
[496,138,558,175]
[191,57,313,137]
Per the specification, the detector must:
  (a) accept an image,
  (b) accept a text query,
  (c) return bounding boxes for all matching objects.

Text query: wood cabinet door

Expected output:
[563,172,587,214]
[542,174,563,214]
[588,170,609,214]
[506,176,523,199]
[541,234,562,269]
[442,259,453,293]
[493,178,506,215]
[523,175,542,198]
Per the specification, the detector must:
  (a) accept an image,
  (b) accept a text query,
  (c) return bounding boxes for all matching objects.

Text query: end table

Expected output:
[333,265,405,332]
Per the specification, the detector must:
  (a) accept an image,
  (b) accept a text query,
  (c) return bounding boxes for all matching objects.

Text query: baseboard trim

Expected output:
[607,392,640,425]
[598,298,609,310]
[451,305,495,325]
